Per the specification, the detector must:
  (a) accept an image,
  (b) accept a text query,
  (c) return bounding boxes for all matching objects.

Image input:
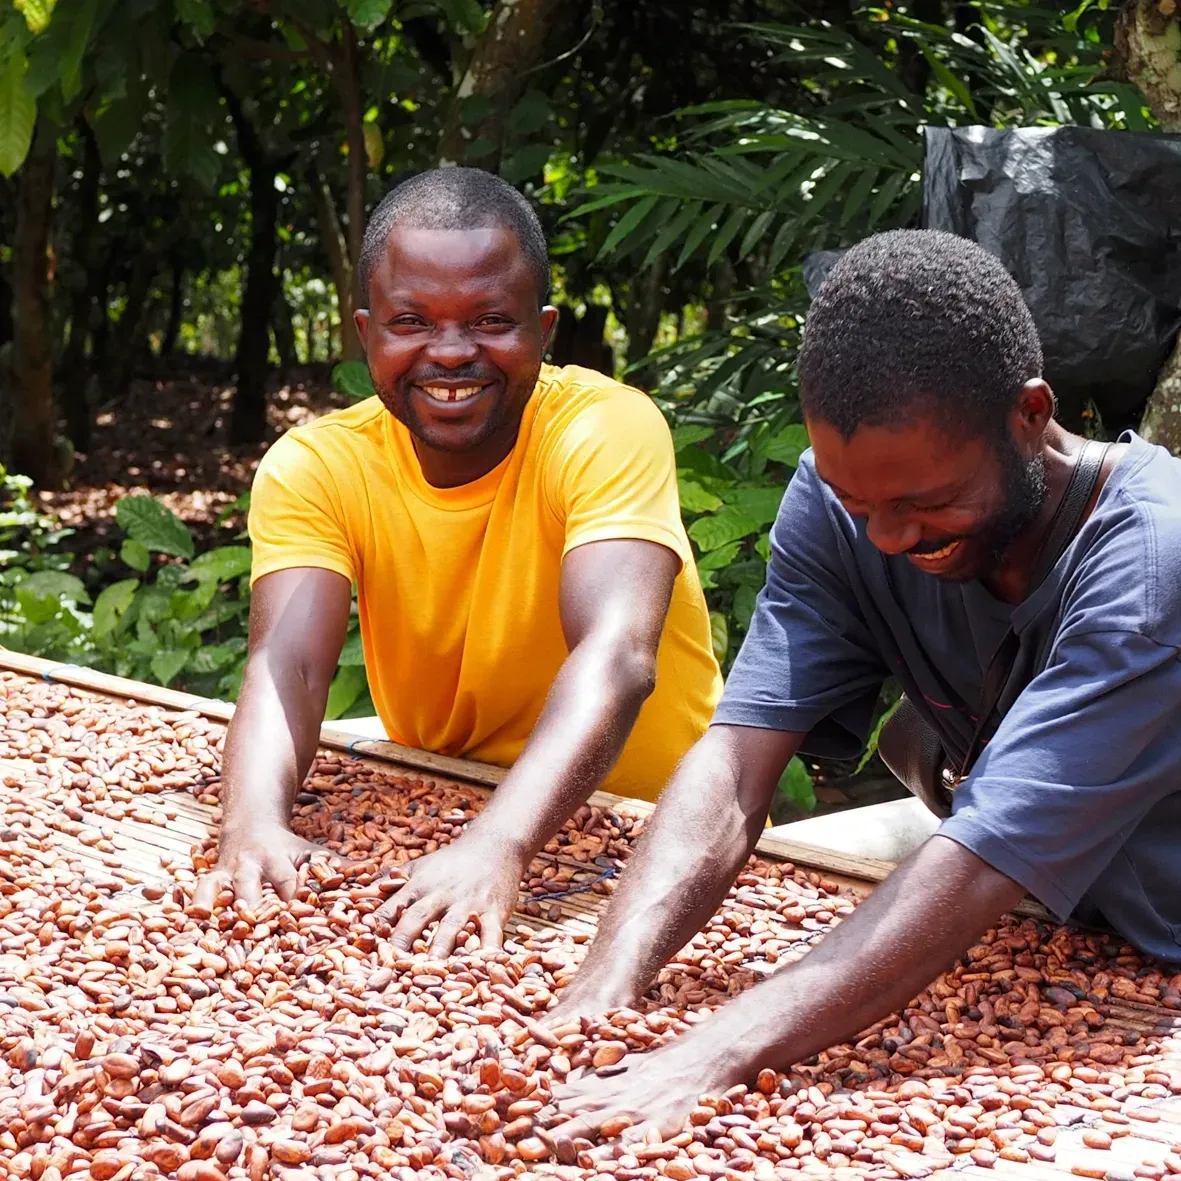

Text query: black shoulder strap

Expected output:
[957,439,1111,778]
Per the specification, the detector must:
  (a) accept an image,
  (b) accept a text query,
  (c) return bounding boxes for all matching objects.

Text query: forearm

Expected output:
[219,654,329,833]
[668,835,1027,1085]
[563,727,779,1008]
[469,641,654,861]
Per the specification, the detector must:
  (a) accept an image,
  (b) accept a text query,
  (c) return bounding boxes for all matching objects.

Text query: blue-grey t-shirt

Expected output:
[716,432,1181,962]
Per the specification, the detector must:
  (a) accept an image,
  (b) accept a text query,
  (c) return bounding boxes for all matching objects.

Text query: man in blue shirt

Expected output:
[547,229,1181,1140]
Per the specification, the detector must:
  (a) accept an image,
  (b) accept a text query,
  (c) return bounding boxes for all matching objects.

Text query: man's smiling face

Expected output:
[807,411,1046,583]
[355,224,557,481]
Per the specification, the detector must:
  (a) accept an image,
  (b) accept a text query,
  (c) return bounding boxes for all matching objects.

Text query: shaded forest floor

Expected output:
[35,364,350,557]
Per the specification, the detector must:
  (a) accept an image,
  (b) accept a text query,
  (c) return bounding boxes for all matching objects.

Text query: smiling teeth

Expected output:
[913,541,960,561]
[422,385,481,402]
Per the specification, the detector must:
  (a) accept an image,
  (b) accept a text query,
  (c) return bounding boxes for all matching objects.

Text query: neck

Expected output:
[982,421,1083,604]
[413,422,520,489]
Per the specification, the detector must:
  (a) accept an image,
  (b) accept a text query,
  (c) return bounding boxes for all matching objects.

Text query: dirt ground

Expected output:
[34,364,350,557]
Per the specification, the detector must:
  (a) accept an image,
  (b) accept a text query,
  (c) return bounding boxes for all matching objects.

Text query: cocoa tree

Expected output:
[1117,0,1181,453]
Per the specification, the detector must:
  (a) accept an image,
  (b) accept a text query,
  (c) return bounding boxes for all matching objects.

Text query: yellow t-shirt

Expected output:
[248,364,722,802]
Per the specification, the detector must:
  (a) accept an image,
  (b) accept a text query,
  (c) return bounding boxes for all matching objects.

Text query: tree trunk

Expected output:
[622,256,668,391]
[8,118,63,487]
[0,177,13,350]
[223,84,281,445]
[160,258,185,356]
[308,162,363,360]
[103,250,159,401]
[230,163,279,443]
[1118,0,1181,452]
[437,0,567,169]
[271,284,297,372]
[60,120,102,453]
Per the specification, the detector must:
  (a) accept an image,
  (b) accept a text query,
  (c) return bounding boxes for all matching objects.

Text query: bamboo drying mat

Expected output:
[7,651,1181,1181]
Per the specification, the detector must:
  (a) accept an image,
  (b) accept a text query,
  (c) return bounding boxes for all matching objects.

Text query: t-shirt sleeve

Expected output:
[939,627,1181,920]
[712,458,888,757]
[545,389,691,567]
[248,432,356,586]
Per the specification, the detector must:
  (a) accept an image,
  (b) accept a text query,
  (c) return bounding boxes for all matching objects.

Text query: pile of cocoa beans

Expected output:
[1,670,1181,1181]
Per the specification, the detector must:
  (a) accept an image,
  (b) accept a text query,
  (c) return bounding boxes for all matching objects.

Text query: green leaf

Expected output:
[59,0,98,103]
[189,546,252,585]
[671,425,715,452]
[163,54,221,191]
[331,360,375,402]
[778,756,816,813]
[695,540,741,572]
[338,631,366,666]
[709,610,728,665]
[20,570,89,604]
[347,0,392,28]
[176,0,216,38]
[93,578,138,640]
[688,506,761,552]
[755,423,809,467]
[187,640,246,674]
[116,497,194,558]
[0,53,36,178]
[597,194,660,260]
[500,142,552,184]
[678,478,723,514]
[324,664,368,721]
[150,649,189,687]
[435,0,485,35]
[505,91,550,138]
[15,588,63,625]
[727,486,784,527]
[170,580,217,622]
[93,93,144,166]
[733,582,760,630]
[120,538,150,572]
[14,0,54,34]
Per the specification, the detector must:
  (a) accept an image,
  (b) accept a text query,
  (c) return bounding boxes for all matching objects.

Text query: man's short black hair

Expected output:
[358,167,550,308]
[798,229,1044,441]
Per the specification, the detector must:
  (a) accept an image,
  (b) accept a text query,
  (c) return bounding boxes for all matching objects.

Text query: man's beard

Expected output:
[906,439,1047,579]
[980,439,1047,568]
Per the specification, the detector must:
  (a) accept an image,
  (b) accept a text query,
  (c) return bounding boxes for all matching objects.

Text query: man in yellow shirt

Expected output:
[193,167,722,953]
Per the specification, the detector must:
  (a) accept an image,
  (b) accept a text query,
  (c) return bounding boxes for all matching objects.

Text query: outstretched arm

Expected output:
[193,567,350,910]
[550,833,1025,1141]
[378,537,680,954]
[553,722,800,1017]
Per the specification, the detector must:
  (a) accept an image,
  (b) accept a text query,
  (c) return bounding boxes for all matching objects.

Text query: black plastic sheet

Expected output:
[803,127,1181,430]
[924,126,1181,427]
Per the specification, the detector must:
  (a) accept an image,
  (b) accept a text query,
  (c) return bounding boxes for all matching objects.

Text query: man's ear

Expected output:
[354,309,370,351]
[540,305,559,355]
[1011,378,1055,449]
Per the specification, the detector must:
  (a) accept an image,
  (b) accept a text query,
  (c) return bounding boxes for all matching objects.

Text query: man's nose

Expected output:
[866,508,921,556]
[424,324,479,366]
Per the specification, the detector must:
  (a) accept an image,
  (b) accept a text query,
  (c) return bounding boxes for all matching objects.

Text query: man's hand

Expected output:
[374,538,678,956]
[548,836,1025,1141]
[376,839,526,954]
[193,824,338,910]
[550,1041,728,1145]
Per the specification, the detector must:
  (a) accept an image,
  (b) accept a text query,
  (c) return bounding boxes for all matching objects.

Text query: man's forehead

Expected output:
[809,416,986,499]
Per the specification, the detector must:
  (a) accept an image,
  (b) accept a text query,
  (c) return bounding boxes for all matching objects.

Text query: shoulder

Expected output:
[533,364,672,453]
[265,399,387,461]
[1070,434,1181,644]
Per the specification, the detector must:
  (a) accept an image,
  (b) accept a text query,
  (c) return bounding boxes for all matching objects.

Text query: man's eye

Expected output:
[476,317,512,329]
[916,503,951,514]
